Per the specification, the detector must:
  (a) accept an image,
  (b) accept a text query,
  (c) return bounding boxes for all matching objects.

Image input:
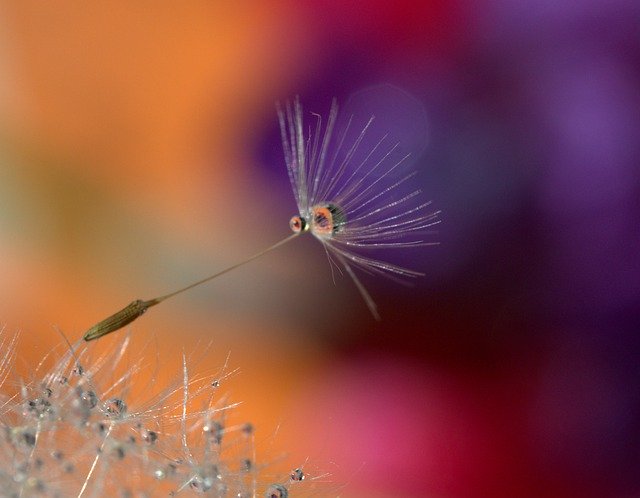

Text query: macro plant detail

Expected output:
[0,331,321,497]
[83,98,439,340]
[279,97,440,319]
[1,95,437,496]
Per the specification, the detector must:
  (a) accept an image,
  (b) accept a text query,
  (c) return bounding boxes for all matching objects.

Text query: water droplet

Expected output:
[211,380,220,388]
[21,431,36,446]
[13,471,27,483]
[155,462,177,480]
[25,397,54,420]
[290,468,305,481]
[25,477,45,493]
[104,398,127,418]
[73,364,84,376]
[112,445,126,460]
[11,427,37,447]
[80,390,98,409]
[265,484,288,498]
[142,429,157,444]
[203,421,223,445]
[189,475,214,493]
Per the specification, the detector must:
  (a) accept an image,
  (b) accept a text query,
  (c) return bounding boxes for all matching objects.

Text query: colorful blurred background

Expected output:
[1,2,639,497]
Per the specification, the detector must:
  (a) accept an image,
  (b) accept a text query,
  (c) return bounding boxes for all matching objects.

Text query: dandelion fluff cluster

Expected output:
[0,331,323,497]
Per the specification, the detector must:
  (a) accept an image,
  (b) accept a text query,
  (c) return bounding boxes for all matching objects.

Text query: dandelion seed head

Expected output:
[0,331,330,496]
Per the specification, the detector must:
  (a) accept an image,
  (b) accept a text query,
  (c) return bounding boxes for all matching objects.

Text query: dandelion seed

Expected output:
[83,97,438,340]
[279,97,440,319]
[290,468,305,481]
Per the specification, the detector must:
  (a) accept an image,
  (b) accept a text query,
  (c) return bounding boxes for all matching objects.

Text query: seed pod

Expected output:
[83,299,157,341]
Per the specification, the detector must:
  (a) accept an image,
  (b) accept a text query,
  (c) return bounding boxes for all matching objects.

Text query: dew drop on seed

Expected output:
[104,398,127,417]
[211,465,222,480]
[26,397,54,419]
[203,421,223,444]
[155,462,177,480]
[15,427,37,447]
[189,475,214,493]
[22,431,36,446]
[265,484,288,498]
[25,477,45,492]
[112,445,126,460]
[290,468,305,481]
[81,390,98,409]
[143,430,158,444]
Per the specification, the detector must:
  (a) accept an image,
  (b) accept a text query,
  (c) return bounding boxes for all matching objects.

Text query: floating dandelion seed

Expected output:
[84,97,439,341]
[280,97,440,319]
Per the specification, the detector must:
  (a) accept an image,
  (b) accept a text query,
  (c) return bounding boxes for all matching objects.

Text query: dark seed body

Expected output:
[83,299,155,341]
